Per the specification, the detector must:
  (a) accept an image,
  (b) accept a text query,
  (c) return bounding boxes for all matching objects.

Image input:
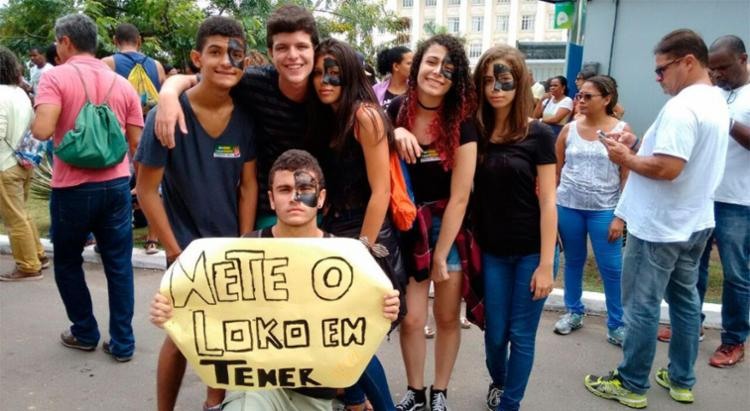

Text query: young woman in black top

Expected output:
[472,45,558,411]
[307,38,399,411]
[388,34,477,411]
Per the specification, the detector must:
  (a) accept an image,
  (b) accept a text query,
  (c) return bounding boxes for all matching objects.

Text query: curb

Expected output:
[0,235,722,328]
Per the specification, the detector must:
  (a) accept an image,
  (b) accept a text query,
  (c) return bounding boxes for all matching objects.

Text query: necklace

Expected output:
[417,99,441,111]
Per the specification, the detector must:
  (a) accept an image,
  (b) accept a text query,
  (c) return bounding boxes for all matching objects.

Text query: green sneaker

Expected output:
[584,370,648,409]
[654,368,694,403]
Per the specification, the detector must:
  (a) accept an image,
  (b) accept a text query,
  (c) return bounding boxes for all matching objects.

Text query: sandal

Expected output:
[144,240,159,255]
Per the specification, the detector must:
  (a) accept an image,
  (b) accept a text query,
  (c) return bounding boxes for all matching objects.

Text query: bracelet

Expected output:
[629,137,640,151]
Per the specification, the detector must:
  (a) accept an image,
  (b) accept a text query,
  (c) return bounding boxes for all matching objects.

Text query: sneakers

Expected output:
[460,317,471,329]
[429,387,449,411]
[60,329,96,352]
[584,370,647,409]
[554,312,584,335]
[486,383,503,411]
[103,340,133,363]
[0,268,43,282]
[424,325,435,339]
[395,386,426,411]
[607,326,626,347]
[657,325,704,343]
[709,343,745,368]
[654,368,694,403]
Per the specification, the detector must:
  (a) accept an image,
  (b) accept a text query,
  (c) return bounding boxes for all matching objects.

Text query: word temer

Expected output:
[200,359,323,388]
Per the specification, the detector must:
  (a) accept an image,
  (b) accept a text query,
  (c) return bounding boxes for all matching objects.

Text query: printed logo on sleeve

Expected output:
[214,145,241,159]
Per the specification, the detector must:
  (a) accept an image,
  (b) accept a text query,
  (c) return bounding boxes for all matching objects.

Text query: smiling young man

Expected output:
[154,4,318,229]
[135,16,258,411]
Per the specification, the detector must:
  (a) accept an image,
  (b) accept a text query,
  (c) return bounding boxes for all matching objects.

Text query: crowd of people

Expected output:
[0,3,747,411]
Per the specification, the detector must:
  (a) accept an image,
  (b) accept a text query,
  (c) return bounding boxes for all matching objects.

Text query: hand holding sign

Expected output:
[159,237,395,390]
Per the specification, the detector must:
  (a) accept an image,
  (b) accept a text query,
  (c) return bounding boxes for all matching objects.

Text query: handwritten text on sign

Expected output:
[161,237,392,390]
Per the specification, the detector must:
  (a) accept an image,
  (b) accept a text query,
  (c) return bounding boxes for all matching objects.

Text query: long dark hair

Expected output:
[395,34,476,170]
[307,38,393,153]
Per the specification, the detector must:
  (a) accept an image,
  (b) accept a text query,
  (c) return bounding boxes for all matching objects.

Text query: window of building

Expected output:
[470,43,482,58]
[496,15,509,32]
[403,0,413,8]
[472,16,484,32]
[472,0,484,5]
[448,0,461,5]
[521,14,534,31]
[497,0,510,3]
[426,0,437,7]
[447,17,460,33]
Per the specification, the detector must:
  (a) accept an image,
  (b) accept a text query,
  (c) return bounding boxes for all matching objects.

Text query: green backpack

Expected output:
[55,64,128,169]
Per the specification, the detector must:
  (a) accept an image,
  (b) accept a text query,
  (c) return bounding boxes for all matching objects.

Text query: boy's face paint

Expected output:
[227,38,246,70]
[321,57,342,86]
[293,170,320,208]
[493,63,515,92]
[440,55,454,80]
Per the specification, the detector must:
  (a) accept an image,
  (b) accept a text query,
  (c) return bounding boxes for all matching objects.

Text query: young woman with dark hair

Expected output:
[533,75,572,137]
[388,34,477,411]
[373,46,413,108]
[307,38,401,411]
[472,45,558,411]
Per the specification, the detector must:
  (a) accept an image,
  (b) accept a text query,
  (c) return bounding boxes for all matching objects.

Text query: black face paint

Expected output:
[227,38,246,70]
[440,55,454,80]
[322,57,342,86]
[293,170,320,208]
[493,63,515,92]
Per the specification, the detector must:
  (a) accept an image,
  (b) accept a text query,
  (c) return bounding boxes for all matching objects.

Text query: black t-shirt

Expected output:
[231,65,307,216]
[473,121,556,256]
[386,96,479,204]
[382,90,398,110]
[244,228,336,400]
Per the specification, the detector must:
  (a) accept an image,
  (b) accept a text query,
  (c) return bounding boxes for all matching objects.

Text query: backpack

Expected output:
[54,64,128,169]
[119,53,159,114]
[3,129,46,169]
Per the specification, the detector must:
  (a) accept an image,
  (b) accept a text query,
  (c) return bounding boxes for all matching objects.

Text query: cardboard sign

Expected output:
[160,237,393,390]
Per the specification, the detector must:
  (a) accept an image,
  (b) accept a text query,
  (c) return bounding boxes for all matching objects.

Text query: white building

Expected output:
[380,0,568,78]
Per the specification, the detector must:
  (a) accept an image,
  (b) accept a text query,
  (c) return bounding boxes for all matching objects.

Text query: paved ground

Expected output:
[1,254,748,411]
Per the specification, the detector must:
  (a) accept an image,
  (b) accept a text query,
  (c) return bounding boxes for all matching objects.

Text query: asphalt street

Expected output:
[1,254,747,411]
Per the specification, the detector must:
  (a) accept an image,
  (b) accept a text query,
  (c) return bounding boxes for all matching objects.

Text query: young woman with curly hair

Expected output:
[387,34,477,411]
[472,45,558,411]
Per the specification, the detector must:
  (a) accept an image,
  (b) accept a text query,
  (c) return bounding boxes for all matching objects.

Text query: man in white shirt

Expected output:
[699,34,750,369]
[583,29,729,409]
[28,47,53,95]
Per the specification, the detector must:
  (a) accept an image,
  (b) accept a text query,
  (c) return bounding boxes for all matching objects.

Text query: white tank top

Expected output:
[557,120,626,210]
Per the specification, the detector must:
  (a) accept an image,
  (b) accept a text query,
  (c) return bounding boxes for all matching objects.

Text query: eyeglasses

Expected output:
[575,92,602,101]
[654,58,683,78]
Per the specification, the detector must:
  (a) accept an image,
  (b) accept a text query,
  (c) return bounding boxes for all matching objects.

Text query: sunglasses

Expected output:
[575,92,602,101]
[654,57,683,78]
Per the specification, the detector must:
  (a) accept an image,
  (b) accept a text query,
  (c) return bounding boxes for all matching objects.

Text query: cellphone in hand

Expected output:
[597,130,609,141]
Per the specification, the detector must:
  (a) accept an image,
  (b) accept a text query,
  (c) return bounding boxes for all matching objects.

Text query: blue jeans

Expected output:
[483,251,559,411]
[343,356,395,411]
[617,229,712,394]
[557,206,623,329]
[697,202,750,344]
[51,177,135,357]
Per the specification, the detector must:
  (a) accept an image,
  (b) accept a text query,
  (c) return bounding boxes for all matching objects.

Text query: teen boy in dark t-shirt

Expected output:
[150,149,400,411]
[135,16,257,411]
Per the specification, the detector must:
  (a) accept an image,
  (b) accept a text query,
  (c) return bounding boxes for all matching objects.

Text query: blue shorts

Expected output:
[430,215,462,272]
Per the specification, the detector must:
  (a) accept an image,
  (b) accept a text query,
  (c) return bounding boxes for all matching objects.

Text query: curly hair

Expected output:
[307,38,393,153]
[0,46,21,85]
[473,45,534,147]
[395,34,476,170]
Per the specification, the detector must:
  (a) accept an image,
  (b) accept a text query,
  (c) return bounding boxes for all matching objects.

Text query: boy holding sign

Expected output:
[150,149,400,410]
[135,16,258,411]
